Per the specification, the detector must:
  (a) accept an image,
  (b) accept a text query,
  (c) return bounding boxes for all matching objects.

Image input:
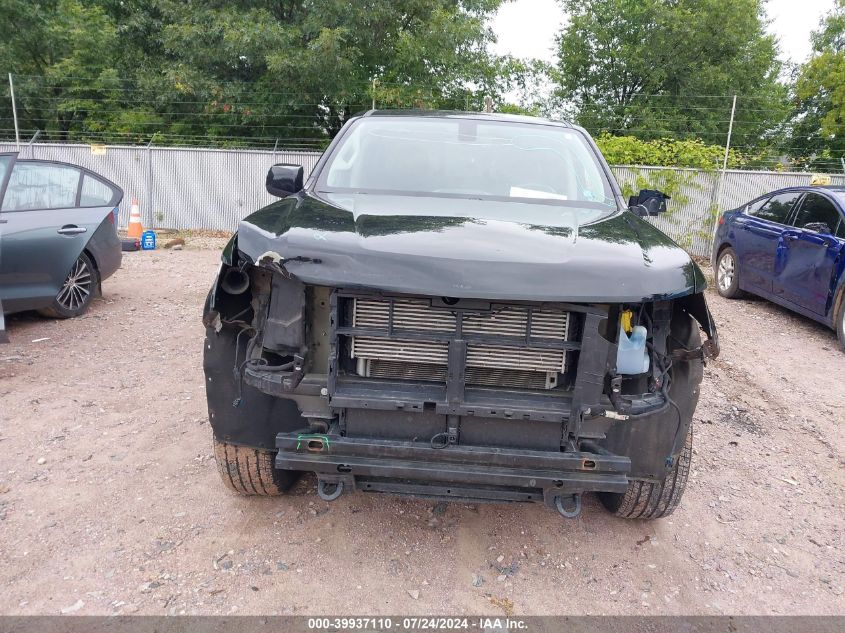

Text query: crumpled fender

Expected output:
[220,234,238,267]
[674,292,720,360]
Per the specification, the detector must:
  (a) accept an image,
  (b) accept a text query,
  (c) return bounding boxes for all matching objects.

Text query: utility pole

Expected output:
[9,73,20,149]
[372,79,377,111]
[720,95,737,174]
[711,95,737,245]
[484,96,493,113]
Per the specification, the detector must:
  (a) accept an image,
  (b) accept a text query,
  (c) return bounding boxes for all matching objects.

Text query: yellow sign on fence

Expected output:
[810,173,831,186]
[90,144,107,155]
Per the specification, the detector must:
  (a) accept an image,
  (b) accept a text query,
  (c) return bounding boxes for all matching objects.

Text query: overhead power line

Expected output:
[3,73,840,170]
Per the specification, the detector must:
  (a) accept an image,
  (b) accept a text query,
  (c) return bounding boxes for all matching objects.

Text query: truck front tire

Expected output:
[213,438,298,496]
[598,424,692,519]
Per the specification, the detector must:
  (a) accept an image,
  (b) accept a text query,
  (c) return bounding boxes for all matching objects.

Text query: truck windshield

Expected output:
[318,116,618,218]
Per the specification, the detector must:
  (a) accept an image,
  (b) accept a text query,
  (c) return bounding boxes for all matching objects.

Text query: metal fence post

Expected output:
[27,130,40,158]
[8,73,20,149]
[146,139,153,229]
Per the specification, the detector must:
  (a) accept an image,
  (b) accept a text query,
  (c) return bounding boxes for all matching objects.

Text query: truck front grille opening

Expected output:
[347,297,572,391]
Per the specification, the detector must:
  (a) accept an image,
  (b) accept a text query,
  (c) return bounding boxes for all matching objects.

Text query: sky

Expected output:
[491,0,837,67]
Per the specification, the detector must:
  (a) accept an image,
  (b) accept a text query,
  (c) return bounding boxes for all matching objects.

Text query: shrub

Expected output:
[595,134,746,169]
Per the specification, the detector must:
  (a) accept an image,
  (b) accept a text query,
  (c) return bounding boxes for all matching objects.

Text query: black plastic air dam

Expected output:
[274,431,631,501]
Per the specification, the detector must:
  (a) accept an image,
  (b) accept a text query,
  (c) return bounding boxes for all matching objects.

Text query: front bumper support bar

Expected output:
[275,431,630,503]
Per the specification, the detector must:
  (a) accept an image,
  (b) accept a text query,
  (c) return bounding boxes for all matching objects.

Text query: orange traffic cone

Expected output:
[127,199,143,239]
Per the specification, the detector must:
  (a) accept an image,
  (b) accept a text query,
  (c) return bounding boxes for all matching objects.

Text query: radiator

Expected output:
[350,297,570,390]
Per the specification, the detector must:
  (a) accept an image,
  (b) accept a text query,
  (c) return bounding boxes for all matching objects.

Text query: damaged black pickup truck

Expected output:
[203,111,719,520]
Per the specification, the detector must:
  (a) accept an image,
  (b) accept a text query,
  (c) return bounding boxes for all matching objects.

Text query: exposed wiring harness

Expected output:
[231,329,298,406]
[648,341,686,468]
[231,328,255,407]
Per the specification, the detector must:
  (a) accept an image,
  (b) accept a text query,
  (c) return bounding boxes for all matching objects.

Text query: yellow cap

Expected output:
[620,309,633,334]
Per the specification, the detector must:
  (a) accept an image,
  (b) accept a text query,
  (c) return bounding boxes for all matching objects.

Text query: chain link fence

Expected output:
[612,166,845,256]
[0,142,321,232]
[3,141,842,258]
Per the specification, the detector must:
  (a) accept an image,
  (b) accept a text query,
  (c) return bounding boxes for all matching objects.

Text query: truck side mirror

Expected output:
[629,189,670,217]
[266,164,304,198]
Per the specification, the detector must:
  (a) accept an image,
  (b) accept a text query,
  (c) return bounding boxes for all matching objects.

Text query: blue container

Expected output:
[141,230,157,250]
[616,324,650,375]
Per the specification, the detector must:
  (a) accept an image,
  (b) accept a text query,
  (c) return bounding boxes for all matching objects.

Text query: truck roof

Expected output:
[362,109,573,128]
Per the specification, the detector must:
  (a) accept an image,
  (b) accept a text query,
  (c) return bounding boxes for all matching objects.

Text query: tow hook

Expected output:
[317,478,344,502]
[555,494,582,518]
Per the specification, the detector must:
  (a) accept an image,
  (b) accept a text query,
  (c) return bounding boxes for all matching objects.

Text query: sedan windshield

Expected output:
[318,116,618,221]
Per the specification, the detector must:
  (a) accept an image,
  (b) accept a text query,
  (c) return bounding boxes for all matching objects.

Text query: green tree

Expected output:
[0,0,123,140]
[553,0,787,151]
[790,0,845,171]
[3,0,522,146]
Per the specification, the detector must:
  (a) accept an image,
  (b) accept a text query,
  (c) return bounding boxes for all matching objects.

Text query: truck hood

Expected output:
[235,192,705,302]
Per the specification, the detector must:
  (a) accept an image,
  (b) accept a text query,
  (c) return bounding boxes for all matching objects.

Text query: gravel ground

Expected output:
[0,242,842,616]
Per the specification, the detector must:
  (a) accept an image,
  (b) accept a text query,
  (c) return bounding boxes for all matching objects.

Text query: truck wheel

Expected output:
[599,425,693,520]
[715,247,743,299]
[213,437,297,496]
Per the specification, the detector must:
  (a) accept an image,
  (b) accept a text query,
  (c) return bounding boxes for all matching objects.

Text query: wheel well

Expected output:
[82,248,99,272]
[82,248,102,294]
[833,283,845,323]
[715,242,732,260]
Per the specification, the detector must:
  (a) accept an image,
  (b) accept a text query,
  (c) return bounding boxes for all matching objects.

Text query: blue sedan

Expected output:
[712,186,845,349]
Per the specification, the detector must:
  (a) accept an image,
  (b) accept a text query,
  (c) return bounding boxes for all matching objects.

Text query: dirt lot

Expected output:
[0,242,842,616]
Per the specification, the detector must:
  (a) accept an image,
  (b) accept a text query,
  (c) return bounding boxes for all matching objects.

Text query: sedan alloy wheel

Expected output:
[39,252,99,318]
[717,252,735,292]
[57,256,93,311]
[715,247,742,299]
